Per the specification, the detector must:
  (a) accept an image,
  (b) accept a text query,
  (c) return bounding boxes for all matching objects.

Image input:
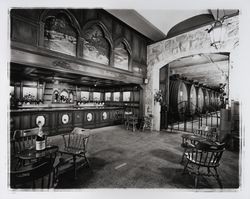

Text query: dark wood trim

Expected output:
[11,42,144,86]
[11,14,39,26]
[11,41,143,77]
[102,9,153,43]
[39,9,81,37]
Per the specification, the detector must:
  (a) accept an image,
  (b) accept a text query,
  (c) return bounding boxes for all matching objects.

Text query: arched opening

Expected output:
[159,52,229,131]
[43,13,78,56]
[114,41,130,70]
[82,24,110,65]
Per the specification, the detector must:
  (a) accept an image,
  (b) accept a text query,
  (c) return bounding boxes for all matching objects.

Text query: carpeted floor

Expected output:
[48,125,240,189]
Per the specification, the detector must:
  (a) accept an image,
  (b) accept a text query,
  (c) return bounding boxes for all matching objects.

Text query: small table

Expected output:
[18,145,58,162]
[11,145,59,188]
[181,134,220,148]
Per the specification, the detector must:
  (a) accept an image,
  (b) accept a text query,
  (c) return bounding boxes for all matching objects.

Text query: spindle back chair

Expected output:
[182,143,225,188]
[13,128,48,154]
[59,127,91,179]
[12,128,48,168]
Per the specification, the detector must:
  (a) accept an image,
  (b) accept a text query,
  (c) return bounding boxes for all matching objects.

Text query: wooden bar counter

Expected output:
[10,106,125,136]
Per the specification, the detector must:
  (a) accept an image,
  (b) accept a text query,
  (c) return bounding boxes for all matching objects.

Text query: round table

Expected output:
[18,145,58,161]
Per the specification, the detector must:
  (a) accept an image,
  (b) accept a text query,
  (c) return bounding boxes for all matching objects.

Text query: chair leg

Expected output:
[182,160,189,175]
[214,167,223,188]
[180,149,187,164]
[83,155,91,168]
[132,124,135,132]
[126,123,129,130]
[73,155,77,180]
[194,175,199,188]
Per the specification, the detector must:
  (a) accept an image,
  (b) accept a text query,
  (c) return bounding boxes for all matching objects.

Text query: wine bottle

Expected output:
[36,125,46,151]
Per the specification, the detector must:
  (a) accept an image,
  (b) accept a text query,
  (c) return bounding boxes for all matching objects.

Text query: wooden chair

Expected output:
[124,112,133,128]
[12,128,48,168]
[182,143,225,188]
[59,127,91,179]
[126,115,138,132]
[10,146,59,189]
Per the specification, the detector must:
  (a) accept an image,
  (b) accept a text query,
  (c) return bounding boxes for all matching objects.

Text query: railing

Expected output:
[167,101,220,133]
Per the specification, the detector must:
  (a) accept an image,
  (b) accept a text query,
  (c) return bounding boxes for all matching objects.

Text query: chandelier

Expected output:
[207,10,228,49]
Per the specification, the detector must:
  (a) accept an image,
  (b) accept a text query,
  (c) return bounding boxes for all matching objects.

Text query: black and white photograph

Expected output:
[1,0,250,199]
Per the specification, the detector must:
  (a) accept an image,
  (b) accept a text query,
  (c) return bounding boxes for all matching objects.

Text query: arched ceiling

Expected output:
[169,53,229,89]
[106,9,239,41]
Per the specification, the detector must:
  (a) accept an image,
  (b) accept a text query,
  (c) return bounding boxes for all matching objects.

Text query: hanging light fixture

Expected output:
[207,9,228,49]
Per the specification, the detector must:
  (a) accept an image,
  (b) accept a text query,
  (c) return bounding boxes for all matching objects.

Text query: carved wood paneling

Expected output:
[10,9,149,85]
[11,17,38,46]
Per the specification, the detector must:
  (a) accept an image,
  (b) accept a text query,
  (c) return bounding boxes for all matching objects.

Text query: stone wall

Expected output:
[145,16,239,131]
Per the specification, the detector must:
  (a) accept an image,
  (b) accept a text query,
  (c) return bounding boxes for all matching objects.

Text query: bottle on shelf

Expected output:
[36,122,46,151]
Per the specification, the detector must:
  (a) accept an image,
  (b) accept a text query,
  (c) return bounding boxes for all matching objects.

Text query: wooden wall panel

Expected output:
[132,34,140,61]
[140,40,147,65]
[73,111,84,126]
[10,9,42,21]
[124,28,132,43]
[113,22,123,39]
[82,9,98,24]
[11,9,150,81]
[10,108,125,137]
[99,11,113,33]
[20,114,31,129]
[11,17,38,46]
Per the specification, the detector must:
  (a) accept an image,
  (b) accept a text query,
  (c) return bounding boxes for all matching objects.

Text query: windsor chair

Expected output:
[59,127,91,179]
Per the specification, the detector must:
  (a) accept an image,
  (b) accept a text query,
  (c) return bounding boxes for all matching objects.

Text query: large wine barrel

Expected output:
[197,87,205,112]
[169,80,188,115]
[189,84,197,114]
[215,92,220,105]
[204,89,210,107]
[210,91,215,105]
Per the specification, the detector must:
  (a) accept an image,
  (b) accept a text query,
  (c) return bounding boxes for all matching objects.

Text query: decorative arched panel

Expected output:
[114,40,131,71]
[43,13,77,56]
[52,90,60,103]
[60,89,69,103]
[82,24,110,65]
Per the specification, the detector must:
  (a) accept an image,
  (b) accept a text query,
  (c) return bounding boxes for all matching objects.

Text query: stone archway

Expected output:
[145,16,239,131]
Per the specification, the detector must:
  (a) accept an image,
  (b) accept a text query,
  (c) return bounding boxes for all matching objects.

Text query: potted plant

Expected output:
[154,90,163,104]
